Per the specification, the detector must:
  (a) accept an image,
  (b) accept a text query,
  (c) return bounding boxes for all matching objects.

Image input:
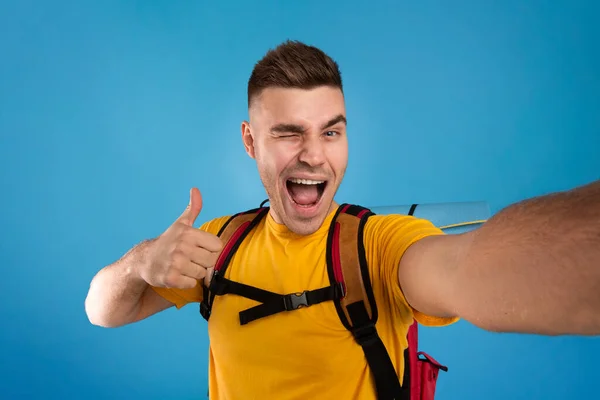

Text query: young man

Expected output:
[85,40,600,399]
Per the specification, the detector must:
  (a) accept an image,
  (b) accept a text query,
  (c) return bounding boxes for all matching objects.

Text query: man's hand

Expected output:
[139,188,224,290]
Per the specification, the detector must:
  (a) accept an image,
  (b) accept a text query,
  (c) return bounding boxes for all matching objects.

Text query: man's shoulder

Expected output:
[198,215,233,235]
[363,212,439,233]
[198,206,269,235]
[361,211,443,249]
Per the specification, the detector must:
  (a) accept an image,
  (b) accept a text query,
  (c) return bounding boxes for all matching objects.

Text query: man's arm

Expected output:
[399,179,600,335]
[85,239,175,328]
[85,188,222,328]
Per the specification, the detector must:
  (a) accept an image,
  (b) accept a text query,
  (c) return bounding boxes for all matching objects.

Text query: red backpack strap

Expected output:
[407,321,420,400]
[199,206,269,321]
[327,204,409,400]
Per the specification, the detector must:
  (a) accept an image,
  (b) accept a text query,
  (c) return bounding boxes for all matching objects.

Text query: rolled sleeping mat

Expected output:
[369,201,491,235]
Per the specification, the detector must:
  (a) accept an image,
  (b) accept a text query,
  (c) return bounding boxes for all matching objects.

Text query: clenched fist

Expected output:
[139,188,223,289]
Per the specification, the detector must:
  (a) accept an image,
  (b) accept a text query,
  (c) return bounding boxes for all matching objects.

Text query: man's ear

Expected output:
[241,121,256,159]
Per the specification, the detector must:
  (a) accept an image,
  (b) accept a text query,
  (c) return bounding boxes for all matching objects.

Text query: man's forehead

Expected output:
[250,86,346,127]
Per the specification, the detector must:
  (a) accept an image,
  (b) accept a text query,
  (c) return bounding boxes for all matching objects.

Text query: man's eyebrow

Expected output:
[270,123,306,134]
[270,114,347,134]
[321,114,347,130]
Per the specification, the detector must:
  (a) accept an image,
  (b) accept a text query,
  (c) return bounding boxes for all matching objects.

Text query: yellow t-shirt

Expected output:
[152,206,458,399]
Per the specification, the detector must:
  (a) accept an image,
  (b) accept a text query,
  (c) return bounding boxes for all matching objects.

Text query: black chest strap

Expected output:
[209,271,345,325]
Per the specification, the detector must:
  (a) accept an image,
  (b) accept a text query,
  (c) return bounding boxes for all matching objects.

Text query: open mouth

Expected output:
[285,178,327,208]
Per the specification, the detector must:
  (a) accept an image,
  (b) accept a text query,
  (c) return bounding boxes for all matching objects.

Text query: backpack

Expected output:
[199,203,448,400]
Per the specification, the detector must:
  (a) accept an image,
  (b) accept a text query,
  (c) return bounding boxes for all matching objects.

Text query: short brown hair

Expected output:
[247,40,343,107]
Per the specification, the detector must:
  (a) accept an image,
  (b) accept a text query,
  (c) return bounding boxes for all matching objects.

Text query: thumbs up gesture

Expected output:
[139,188,224,289]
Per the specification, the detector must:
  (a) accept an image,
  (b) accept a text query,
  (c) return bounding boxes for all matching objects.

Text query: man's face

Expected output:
[242,86,348,235]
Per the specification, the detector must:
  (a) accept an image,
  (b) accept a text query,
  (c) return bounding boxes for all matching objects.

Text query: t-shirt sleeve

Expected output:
[150,215,231,309]
[364,214,459,327]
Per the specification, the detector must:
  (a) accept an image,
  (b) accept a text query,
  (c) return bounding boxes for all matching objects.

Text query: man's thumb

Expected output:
[178,187,203,226]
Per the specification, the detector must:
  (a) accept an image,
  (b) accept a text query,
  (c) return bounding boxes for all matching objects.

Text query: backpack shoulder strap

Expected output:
[327,204,409,400]
[199,206,269,321]
[214,206,269,275]
[326,204,376,327]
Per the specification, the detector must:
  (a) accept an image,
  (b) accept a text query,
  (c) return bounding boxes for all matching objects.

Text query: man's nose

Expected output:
[298,136,326,167]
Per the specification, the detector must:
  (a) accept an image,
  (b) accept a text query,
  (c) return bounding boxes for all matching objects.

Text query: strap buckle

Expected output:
[283,291,309,311]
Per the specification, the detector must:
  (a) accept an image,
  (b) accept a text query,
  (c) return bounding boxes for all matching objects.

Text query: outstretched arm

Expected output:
[399,179,600,335]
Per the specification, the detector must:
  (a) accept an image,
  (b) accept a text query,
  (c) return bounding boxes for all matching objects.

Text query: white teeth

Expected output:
[288,178,325,185]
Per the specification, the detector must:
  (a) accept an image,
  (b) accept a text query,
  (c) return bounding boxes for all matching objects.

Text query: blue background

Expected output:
[1,1,599,399]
